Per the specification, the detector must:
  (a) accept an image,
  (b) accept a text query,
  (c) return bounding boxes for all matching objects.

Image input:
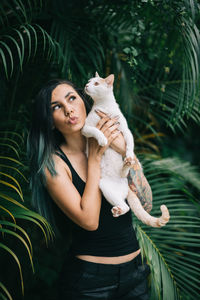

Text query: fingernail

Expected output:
[95,109,100,113]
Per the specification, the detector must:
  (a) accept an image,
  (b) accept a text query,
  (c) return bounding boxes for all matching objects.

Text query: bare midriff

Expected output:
[76,249,141,264]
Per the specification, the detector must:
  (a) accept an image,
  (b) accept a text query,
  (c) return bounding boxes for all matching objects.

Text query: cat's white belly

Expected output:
[100,148,124,178]
[99,148,130,214]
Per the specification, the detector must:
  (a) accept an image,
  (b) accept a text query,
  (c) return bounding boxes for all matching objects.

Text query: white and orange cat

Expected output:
[81,72,170,227]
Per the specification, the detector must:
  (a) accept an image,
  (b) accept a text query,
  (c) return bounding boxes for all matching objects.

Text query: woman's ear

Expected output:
[105,74,114,86]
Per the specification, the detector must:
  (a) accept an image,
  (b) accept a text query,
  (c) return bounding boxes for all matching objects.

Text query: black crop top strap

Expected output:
[55,147,74,170]
[55,147,85,196]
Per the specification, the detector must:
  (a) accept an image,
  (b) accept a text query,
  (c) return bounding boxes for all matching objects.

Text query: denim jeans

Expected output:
[58,253,150,300]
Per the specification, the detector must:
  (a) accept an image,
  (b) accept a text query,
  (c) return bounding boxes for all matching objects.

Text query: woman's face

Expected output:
[51,84,87,135]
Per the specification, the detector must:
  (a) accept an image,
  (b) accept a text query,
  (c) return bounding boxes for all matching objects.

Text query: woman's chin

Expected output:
[61,123,83,135]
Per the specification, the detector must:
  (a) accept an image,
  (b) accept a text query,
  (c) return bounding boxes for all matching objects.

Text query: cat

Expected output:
[81,72,170,227]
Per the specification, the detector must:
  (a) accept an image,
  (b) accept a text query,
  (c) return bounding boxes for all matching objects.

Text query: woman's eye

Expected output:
[52,104,60,111]
[69,96,76,101]
[94,82,99,86]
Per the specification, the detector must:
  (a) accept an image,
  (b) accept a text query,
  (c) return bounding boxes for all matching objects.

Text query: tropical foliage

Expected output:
[0,0,200,299]
[135,156,200,300]
[0,129,54,299]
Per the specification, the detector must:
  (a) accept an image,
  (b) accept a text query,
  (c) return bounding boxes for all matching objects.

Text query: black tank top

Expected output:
[54,148,139,257]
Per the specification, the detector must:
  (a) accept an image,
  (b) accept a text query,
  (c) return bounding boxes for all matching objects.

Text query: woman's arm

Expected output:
[45,152,101,231]
[45,117,121,231]
[127,156,152,213]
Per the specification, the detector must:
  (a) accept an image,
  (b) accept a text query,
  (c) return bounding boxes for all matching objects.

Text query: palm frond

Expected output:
[0,220,33,255]
[150,157,200,195]
[50,9,104,84]
[137,225,180,300]
[0,192,54,243]
[105,1,200,131]
[0,24,63,79]
[0,282,12,300]
[0,0,45,27]
[0,243,24,295]
[135,156,200,300]
[0,228,34,271]
[0,129,54,299]
[171,17,200,124]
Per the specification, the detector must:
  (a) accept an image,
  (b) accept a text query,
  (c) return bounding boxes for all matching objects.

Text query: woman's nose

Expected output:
[64,104,73,116]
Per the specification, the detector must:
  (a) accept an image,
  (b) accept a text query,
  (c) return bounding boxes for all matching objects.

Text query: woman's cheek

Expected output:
[53,115,65,131]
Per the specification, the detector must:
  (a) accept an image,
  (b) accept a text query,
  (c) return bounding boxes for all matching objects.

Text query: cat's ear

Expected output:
[105,74,114,86]
[95,71,100,77]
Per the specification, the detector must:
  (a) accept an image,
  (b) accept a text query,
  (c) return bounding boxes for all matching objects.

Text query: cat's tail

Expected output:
[127,189,170,227]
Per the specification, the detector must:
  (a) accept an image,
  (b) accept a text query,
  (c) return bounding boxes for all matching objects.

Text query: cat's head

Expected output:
[85,72,114,100]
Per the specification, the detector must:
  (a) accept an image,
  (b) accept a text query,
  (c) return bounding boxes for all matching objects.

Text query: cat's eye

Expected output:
[94,82,99,86]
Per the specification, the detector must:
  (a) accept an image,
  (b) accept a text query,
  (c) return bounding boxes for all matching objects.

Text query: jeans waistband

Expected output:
[70,253,142,275]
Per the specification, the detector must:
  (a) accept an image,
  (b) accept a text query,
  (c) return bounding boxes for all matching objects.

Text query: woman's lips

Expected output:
[68,117,78,124]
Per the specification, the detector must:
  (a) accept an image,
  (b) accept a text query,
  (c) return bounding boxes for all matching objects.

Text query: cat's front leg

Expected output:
[120,128,135,177]
[123,129,134,159]
[81,125,107,146]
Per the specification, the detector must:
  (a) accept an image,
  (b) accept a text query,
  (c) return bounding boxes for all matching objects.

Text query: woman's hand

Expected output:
[88,112,121,163]
[95,110,126,157]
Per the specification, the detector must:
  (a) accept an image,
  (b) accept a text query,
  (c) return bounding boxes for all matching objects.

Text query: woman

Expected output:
[28,79,151,300]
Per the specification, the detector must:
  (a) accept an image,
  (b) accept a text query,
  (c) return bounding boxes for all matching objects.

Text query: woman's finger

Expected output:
[95,110,120,120]
[96,116,110,130]
[101,120,120,134]
[107,129,121,144]
[103,123,120,137]
[97,117,120,133]
[95,110,108,118]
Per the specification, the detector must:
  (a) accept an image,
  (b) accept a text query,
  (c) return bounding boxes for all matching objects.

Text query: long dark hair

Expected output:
[27,79,91,229]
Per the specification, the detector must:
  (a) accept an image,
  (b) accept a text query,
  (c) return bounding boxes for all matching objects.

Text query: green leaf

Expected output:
[0,243,24,295]
[0,282,13,300]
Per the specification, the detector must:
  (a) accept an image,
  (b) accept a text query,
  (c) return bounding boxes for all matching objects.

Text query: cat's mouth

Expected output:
[84,86,89,93]
[84,86,91,95]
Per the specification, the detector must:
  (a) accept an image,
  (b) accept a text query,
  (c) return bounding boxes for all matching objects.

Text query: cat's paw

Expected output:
[111,206,123,217]
[97,135,107,147]
[123,156,135,167]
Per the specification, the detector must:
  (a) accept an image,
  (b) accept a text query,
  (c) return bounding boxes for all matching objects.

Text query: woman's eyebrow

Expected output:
[51,91,73,105]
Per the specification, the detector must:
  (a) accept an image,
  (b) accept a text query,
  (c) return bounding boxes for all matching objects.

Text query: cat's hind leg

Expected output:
[121,156,136,178]
[111,206,124,217]
[127,188,170,227]
[99,177,130,217]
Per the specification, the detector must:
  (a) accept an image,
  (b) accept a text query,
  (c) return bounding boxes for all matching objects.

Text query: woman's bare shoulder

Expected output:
[45,153,72,181]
